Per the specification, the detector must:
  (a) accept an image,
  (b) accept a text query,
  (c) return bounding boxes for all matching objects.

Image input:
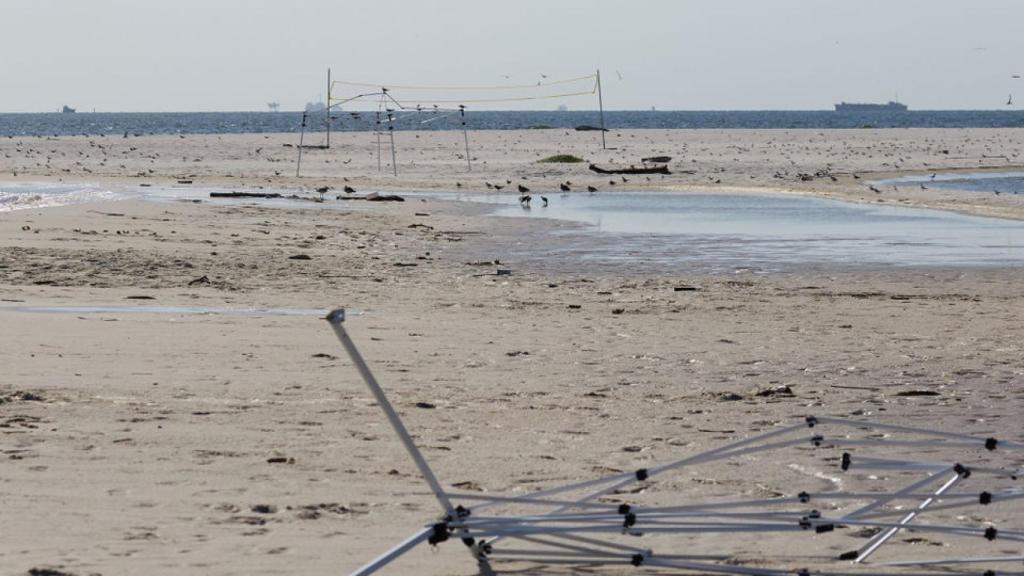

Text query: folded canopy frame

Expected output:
[325,309,1024,576]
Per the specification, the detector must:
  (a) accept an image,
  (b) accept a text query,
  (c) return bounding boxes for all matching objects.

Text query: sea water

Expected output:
[5,182,1024,270]
[877,171,1024,196]
[0,182,120,212]
[424,191,1024,271]
[3,109,1024,137]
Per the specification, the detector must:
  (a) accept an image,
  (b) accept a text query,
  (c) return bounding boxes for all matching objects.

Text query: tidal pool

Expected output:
[423,191,1024,271]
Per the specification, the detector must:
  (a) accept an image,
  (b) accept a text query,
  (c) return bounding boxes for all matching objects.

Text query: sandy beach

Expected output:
[3,128,1024,218]
[2,129,1023,575]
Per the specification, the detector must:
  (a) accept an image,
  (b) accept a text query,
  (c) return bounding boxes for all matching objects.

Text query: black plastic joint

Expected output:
[980,491,993,505]
[841,452,852,471]
[838,550,859,561]
[428,522,450,545]
[805,415,818,428]
[623,512,637,528]
[455,505,472,518]
[985,437,998,451]
[635,468,649,481]
[984,526,998,541]
[461,537,475,547]
[811,434,824,446]
[816,524,835,534]
[798,491,811,503]
[954,463,971,478]
[618,504,632,515]
[630,553,645,567]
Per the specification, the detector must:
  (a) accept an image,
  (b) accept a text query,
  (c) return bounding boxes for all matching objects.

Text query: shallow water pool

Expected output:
[422,191,1024,271]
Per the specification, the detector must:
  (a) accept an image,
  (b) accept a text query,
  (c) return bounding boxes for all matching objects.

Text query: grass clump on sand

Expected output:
[538,154,585,163]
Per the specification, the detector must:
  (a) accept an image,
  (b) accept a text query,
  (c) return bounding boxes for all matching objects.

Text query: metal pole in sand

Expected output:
[460,105,472,172]
[325,309,453,513]
[596,69,606,150]
[296,111,307,177]
[326,68,332,149]
[377,91,385,173]
[388,111,398,176]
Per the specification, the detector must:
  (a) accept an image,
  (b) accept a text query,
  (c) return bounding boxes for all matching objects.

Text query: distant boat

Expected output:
[61,105,76,114]
[834,101,908,112]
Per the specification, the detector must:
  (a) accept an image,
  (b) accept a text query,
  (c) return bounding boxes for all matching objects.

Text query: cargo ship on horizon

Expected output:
[834,101,908,112]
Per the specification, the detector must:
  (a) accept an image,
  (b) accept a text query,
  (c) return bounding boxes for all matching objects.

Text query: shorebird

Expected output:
[519,194,531,206]
[587,185,598,192]
[518,184,530,193]
[344,185,356,193]
[559,183,570,192]
[485,182,493,189]
[541,196,548,207]
[869,186,883,194]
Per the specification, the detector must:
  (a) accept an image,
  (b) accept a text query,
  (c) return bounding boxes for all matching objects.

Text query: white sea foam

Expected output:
[0,183,122,212]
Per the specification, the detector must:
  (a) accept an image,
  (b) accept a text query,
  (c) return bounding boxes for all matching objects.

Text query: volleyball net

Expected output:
[328,73,600,112]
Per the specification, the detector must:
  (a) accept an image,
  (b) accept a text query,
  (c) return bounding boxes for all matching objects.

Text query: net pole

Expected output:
[460,105,472,172]
[296,111,307,177]
[388,111,398,176]
[326,68,331,149]
[376,95,383,173]
[596,69,606,150]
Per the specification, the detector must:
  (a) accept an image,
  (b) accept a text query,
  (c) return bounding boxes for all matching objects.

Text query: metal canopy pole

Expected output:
[325,309,453,514]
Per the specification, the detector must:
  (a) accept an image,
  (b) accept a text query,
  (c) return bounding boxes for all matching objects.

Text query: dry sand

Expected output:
[1,129,1023,575]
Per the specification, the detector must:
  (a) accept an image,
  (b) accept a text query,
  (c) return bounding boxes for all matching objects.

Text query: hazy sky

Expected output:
[2,0,1022,112]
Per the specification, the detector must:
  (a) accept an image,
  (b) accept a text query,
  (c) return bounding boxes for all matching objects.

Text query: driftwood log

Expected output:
[588,163,671,175]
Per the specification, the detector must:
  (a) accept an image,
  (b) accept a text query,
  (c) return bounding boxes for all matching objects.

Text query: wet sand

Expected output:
[1,129,1023,575]
[2,128,1024,219]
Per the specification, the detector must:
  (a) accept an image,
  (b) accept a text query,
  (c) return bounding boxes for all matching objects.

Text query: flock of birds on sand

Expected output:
[457,178,631,208]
